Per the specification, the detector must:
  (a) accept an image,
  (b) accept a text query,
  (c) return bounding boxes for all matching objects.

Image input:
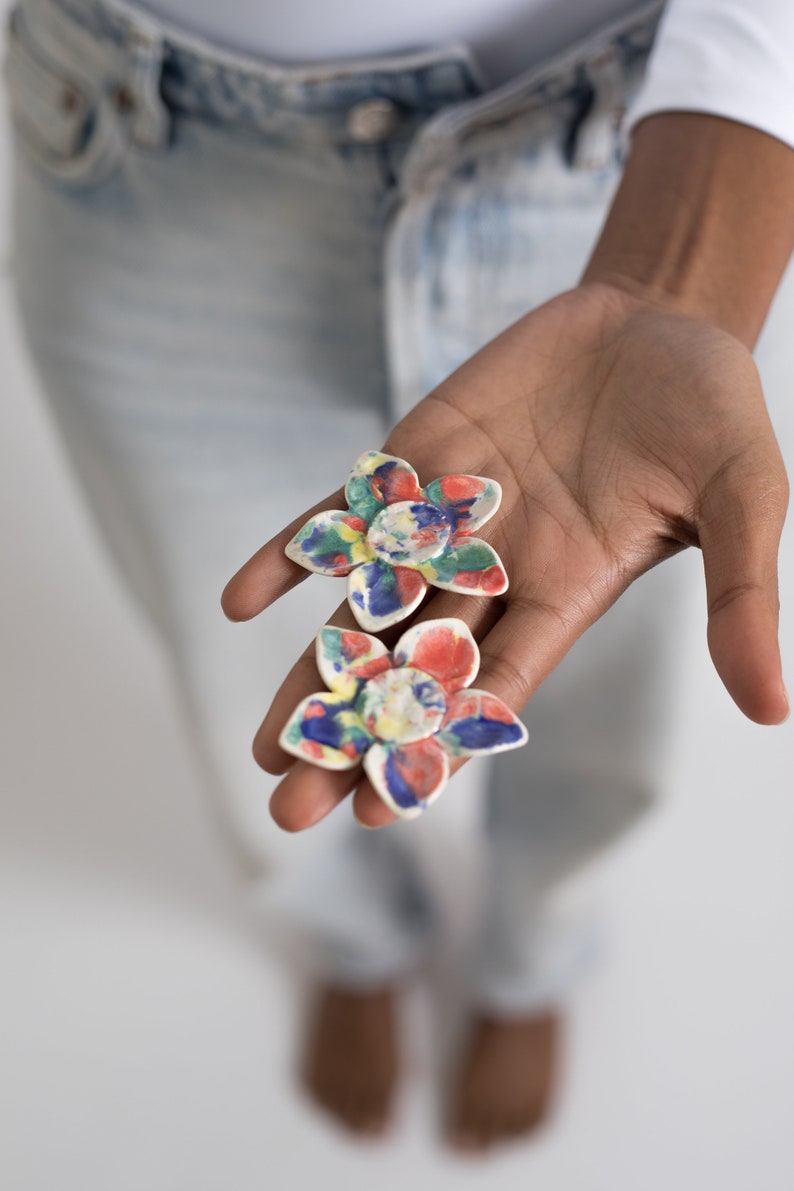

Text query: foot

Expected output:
[302,985,399,1137]
[447,1010,560,1151]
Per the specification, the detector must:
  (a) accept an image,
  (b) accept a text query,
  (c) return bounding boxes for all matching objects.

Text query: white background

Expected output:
[1,4,793,1188]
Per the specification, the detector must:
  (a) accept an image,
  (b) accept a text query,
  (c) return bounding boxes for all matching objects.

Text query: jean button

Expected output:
[347,98,399,143]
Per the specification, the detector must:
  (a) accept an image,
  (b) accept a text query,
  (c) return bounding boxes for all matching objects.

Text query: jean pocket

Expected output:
[4,4,128,189]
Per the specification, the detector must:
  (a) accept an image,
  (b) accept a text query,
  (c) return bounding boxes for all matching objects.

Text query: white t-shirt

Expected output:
[140,0,640,85]
[628,0,794,151]
[141,0,794,149]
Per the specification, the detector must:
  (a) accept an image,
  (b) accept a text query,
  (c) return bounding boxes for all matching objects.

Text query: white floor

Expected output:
[2,29,794,1191]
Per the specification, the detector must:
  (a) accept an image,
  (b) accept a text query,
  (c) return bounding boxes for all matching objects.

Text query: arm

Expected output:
[223,110,793,830]
[584,110,794,348]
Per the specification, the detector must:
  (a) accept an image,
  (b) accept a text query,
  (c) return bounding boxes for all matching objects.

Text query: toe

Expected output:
[449,1101,488,1153]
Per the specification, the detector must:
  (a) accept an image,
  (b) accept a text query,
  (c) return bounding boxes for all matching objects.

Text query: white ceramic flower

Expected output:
[285,451,508,632]
[280,619,527,819]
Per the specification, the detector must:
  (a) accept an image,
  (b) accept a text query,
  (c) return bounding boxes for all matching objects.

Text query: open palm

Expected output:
[222,281,789,829]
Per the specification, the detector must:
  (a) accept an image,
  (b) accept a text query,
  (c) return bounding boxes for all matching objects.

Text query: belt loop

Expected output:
[569,46,624,171]
[122,19,170,149]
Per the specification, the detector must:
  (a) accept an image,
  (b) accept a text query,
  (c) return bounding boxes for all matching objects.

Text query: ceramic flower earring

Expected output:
[285,450,508,632]
[282,450,527,818]
[279,620,527,819]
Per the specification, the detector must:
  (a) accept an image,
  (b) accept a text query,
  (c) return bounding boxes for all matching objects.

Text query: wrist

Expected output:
[582,112,794,348]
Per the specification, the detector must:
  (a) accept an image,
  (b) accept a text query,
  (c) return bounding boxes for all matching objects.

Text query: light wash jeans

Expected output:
[8,0,777,1012]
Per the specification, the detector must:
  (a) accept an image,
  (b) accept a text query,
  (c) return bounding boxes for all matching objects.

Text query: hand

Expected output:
[222,279,789,830]
[224,113,794,831]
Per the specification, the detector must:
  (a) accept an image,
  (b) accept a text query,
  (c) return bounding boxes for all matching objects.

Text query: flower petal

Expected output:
[347,560,427,632]
[417,537,508,595]
[364,738,450,819]
[393,618,479,693]
[279,692,371,769]
[316,625,392,699]
[425,475,502,534]
[285,510,373,576]
[345,451,425,520]
[439,689,528,756]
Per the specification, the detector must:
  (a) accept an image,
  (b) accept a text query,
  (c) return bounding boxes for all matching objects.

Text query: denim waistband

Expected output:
[14,0,663,152]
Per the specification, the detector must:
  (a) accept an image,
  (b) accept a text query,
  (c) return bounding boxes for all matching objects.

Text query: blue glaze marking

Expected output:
[445,718,524,750]
[301,702,356,749]
[362,563,401,619]
[409,502,451,531]
[383,750,422,810]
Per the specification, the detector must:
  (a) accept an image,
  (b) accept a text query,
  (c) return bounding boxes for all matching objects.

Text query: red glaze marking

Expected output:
[407,626,477,693]
[373,466,425,506]
[439,475,485,504]
[451,564,507,594]
[393,566,427,602]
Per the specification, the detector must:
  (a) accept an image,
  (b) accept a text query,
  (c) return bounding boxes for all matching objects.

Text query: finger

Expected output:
[474,586,612,712]
[269,761,362,832]
[699,458,790,725]
[351,779,398,828]
[221,486,345,621]
[254,638,330,774]
[268,765,401,832]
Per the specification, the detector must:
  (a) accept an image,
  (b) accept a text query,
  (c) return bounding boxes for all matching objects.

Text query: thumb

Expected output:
[699,449,789,725]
